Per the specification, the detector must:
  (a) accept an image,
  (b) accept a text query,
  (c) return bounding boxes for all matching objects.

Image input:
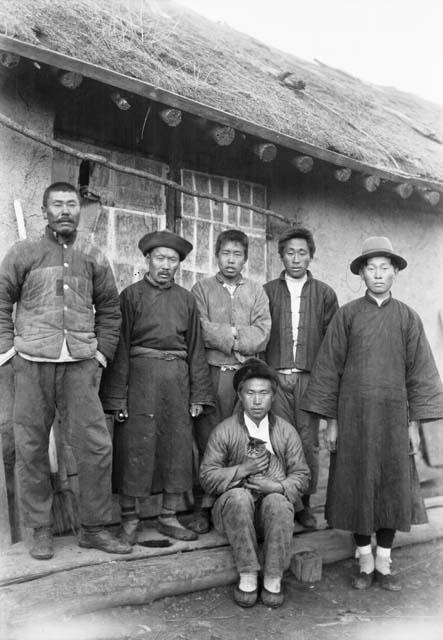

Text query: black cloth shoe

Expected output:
[294,507,317,529]
[352,571,374,590]
[78,527,132,554]
[30,526,54,560]
[375,570,402,591]
[261,587,284,608]
[233,583,258,608]
[186,510,211,534]
[157,517,198,541]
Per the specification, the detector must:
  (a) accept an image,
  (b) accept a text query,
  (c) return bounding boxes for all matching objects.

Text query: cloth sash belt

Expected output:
[129,346,188,361]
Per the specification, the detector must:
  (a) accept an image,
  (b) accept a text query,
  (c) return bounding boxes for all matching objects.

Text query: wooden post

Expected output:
[13,200,26,240]
[208,125,235,146]
[58,71,83,90]
[361,175,381,192]
[334,167,352,182]
[290,550,323,582]
[291,155,314,173]
[159,108,182,127]
[394,182,413,199]
[0,434,12,548]
[418,189,440,206]
[253,143,277,163]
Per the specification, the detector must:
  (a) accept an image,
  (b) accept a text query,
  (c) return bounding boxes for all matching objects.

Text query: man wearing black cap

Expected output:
[100,230,214,543]
[200,358,309,608]
[303,237,443,591]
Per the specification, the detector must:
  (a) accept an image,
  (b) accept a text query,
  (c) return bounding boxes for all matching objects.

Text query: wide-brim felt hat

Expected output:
[138,230,193,261]
[350,236,407,274]
[233,358,279,392]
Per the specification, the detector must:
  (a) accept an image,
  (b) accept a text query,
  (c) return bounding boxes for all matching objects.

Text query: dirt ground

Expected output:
[25,535,442,640]
[19,440,443,640]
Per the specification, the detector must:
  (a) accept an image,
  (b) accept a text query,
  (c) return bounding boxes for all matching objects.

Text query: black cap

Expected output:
[138,230,193,261]
[233,358,279,392]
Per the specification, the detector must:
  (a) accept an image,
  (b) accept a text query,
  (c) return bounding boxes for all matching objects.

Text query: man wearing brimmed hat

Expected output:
[100,230,214,543]
[302,236,443,591]
[200,358,310,608]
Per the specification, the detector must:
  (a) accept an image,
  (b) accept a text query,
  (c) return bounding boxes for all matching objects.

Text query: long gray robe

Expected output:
[302,292,443,534]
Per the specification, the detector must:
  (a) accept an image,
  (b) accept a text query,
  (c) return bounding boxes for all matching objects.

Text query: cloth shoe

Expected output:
[186,509,212,534]
[352,571,374,589]
[294,506,317,529]
[157,515,198,541]
[30,526,54,560]
[260,586,285,608]
[119,517,139,546]
[375,570,402,591]
[233,583,258,608]
[78,527,132,554]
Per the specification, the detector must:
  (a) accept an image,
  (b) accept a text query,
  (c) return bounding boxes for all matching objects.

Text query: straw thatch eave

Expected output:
[1,0,442,186]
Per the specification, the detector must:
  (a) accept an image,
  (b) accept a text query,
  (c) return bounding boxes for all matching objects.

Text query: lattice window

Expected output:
[178,169,267,288]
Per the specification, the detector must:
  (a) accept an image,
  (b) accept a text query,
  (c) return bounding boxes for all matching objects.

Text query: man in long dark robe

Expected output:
[302,236,443,591]
[100,230,214,543]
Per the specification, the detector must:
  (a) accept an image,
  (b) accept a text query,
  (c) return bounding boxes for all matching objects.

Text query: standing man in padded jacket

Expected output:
[0,182,130,559]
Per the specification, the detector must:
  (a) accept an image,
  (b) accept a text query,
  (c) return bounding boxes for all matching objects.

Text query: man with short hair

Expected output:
[302,237,443,590]
[0,182,130,559]
[100,230,214,543]
[264,227,338,529]
[190,229,271,532]
[200,358,309,608]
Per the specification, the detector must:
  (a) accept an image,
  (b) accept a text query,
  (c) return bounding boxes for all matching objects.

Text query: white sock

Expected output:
[375,546,392,575]
[357,545,374,574]
[238,572,258,592]
[263,576,281,593]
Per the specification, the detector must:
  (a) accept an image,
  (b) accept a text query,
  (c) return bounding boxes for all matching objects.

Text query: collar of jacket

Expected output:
[45,225,77,245]
[365,290,392,307]
[279,269,313,283]
[215,272,245,286]
[144,272,174,290]
[237,406,277,430]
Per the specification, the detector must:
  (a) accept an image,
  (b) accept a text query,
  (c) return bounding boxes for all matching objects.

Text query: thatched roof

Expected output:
[1,0,443,183]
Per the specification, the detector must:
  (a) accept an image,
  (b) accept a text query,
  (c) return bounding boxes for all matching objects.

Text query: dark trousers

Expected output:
[213,488,294,577]
[194,365,237,455]
[193,366,237,509]
[354,529,396,549]
[272,371,319,504]
[12,355,113,528]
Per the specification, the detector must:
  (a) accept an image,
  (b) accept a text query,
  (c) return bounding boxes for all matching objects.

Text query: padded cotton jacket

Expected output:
[0,226,121,360]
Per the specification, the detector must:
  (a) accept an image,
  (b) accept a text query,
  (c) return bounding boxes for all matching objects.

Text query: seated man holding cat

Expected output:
[200,358,310,608]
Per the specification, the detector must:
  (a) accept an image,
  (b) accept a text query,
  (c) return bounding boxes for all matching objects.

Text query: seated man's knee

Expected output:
[262,492,293,517]
[224,487,254,508]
